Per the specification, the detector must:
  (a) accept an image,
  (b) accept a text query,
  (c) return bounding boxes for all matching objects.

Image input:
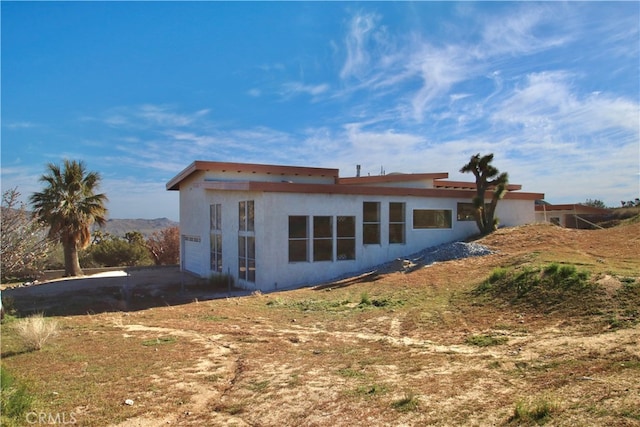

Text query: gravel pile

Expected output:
[379,241,494,274]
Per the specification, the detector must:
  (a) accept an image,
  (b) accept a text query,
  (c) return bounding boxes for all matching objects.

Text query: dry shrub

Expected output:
[14,313,59,351]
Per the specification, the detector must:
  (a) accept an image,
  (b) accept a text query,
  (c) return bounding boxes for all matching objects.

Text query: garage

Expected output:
[182,235,203,275]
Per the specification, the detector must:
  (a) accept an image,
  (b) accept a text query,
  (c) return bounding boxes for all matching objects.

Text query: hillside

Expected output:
[2,222,639,426]
[93,217,178,237]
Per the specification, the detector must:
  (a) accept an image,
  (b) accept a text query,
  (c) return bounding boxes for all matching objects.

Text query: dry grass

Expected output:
[1,222,639,426]
[12,313,59,351]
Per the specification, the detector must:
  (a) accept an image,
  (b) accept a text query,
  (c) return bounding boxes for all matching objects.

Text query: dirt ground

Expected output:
[2,222,639,426]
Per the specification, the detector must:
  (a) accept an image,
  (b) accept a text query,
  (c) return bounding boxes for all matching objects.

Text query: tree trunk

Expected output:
[63,240,83,277]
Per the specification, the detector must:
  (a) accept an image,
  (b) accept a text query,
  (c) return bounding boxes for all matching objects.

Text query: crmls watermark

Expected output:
[25,412,78,425]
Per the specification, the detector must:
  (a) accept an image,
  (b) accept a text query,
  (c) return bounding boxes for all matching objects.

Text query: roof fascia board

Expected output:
[339,173,449,185]
[196,180,544,200]
[167,160,340,190]
[434,180,523,191]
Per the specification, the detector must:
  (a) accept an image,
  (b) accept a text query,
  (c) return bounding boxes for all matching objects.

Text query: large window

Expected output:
[210,204,222,272]
[313,216,333,261]
[289,215,356,263]
[363,202,381,244]
[389,202,406,244]
[337,216,356,260]
[288,216,308,262]
[239,200,255,283]
[413,209,452,229]
[239,200,254,232]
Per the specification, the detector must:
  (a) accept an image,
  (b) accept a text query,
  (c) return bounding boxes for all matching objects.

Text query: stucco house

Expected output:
[535,203,612,228]
[167,161,544,291]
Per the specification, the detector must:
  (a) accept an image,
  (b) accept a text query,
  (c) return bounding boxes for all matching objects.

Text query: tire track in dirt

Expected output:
[109,323,245,427]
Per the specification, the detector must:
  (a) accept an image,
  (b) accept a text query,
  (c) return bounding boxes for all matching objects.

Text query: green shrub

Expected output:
[509,397,557,424]
[465,334,508,347]
[359,292,371,306]
[475,263,594,311]
[1,366,33,424]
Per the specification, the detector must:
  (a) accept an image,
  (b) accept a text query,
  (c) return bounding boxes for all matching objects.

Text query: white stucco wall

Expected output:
[176,181,536,291]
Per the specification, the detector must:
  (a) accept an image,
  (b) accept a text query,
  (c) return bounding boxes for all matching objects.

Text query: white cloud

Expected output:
[340,12,380,79]
[280,82,330,99]
[102,105,210,129]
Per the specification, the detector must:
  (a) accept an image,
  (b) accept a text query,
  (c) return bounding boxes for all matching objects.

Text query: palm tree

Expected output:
[460,153,509,235]
[29,160,108,276]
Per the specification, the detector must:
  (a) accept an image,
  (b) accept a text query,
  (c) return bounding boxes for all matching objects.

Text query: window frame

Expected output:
[313,216,333,262]
[363,201,381,245]
[389,202,406,244]
[336,215,356,261]
[238,200,256,283]
[210,203,223,272]
[288,216,309,263]
[413,209,453,229]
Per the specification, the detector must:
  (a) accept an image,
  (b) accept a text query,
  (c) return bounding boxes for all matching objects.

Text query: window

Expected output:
[337,216,355,260]
[210,204,222,272]
[413,209,452,229]
[389,202,405,244]
[313,216,333,261]
[288,216,308,262]
[457,203,476,221]
[239,200,255,283]
[363,202,380,244]
[457,202,491,221]
[239,200,254,232]
[238,235,255,282]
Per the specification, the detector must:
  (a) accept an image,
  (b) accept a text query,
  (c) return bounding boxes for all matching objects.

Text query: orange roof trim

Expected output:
[167,160,340,190]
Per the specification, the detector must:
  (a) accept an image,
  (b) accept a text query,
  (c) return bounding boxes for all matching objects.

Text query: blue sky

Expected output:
[2,1,638,221]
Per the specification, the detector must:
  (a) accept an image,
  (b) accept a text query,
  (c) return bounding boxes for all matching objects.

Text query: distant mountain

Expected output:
[93,218,178,237]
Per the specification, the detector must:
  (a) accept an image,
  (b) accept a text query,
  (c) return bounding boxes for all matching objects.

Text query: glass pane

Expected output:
[216,204,222,229]
[363,202,380,222]
[210,205,215,230]
[363,223,380,244]
[248,260,256,282]
[247,236,255,259]
[247,201,255,231]
[313,239,333,261]
[413,210,452,229]
[289,240,308,262]
[389,223,405,244]
[289,216,308,238]
[238,258,246,280]
[238,236,246,257]
[239,201,246,231]
[337,216,355,237]
[313,216,332,238]
[390,203,405,223]
[337,238,355,260]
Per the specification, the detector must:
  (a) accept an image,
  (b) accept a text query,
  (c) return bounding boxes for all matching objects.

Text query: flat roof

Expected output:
[193,180,544,201]
[535,204,611,213]
[339,173,449,185]
[167,160,340,190]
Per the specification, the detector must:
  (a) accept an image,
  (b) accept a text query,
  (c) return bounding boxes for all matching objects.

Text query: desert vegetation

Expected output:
[1,220,638,426]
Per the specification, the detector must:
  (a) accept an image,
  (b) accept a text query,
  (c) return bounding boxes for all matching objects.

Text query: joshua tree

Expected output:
[460,153,509,235]
[29,160,108,276]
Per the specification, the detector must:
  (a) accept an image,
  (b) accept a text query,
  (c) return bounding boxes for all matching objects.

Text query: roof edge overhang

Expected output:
[167,160,340,191]
[434,180,522,191]
[534,204,612,213]
[339,172,449,185]
[195,180,544,200]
